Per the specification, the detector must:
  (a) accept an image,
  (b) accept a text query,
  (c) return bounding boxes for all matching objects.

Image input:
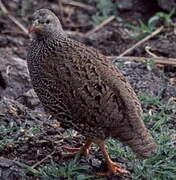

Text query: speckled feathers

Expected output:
[27,9,157,158]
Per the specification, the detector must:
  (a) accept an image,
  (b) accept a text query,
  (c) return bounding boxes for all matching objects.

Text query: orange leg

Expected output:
[94,139,130,177]
[62,140,92,158]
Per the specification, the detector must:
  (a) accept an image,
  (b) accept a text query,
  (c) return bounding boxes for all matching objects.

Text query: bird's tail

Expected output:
[114,123,157,158]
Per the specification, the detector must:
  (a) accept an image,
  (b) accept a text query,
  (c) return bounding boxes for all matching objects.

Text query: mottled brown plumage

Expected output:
[27,9,157,176]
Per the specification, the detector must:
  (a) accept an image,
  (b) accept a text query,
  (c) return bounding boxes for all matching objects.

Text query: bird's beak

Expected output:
[28,26,41,33]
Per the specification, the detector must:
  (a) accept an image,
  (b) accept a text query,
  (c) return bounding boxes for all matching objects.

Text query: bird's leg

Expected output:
[62,140,92,158]
[94,139,130,177]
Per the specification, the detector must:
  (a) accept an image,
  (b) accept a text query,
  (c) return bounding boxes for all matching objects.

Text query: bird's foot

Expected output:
[97,161,130,177]
[94,138,129,177]
[62,140,92,158]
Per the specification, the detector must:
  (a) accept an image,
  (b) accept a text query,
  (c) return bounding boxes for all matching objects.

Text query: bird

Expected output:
[27,9,157,176]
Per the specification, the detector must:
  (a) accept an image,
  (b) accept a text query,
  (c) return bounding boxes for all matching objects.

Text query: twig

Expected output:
[145,46,158,58]
[118,26,164,57]
[31,151,55,169]
[66,30,84,37]
[86,16,115,36]
[62,0,96,12]
[108,56,176,66]
[0,0,28,35]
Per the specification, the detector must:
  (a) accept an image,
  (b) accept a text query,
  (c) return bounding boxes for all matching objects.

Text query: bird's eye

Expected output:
[46,19,50,24]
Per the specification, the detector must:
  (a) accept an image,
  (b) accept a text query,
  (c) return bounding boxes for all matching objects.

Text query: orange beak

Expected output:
[28,26,41,33]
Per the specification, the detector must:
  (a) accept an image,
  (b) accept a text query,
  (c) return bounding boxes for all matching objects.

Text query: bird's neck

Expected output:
[34,30,66,42]
[30,32,67,61]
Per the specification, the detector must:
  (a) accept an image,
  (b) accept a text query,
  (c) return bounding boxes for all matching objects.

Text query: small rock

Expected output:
[22,89,40,108]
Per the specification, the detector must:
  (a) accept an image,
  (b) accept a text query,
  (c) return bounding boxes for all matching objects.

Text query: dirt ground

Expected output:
[0,0,176,179]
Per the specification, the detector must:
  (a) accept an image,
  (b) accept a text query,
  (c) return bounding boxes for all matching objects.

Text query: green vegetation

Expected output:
[92,0,117,24]
[142,59,156,71]
[128,9,175,39]
[0,125,40,150]
[16,155,96,180]
[39,160,93,180]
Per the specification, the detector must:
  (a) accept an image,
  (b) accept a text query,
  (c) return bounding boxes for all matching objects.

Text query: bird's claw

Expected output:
[97,162,130,177]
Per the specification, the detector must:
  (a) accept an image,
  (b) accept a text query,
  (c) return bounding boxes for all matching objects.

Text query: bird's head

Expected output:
[29,9,65,39]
